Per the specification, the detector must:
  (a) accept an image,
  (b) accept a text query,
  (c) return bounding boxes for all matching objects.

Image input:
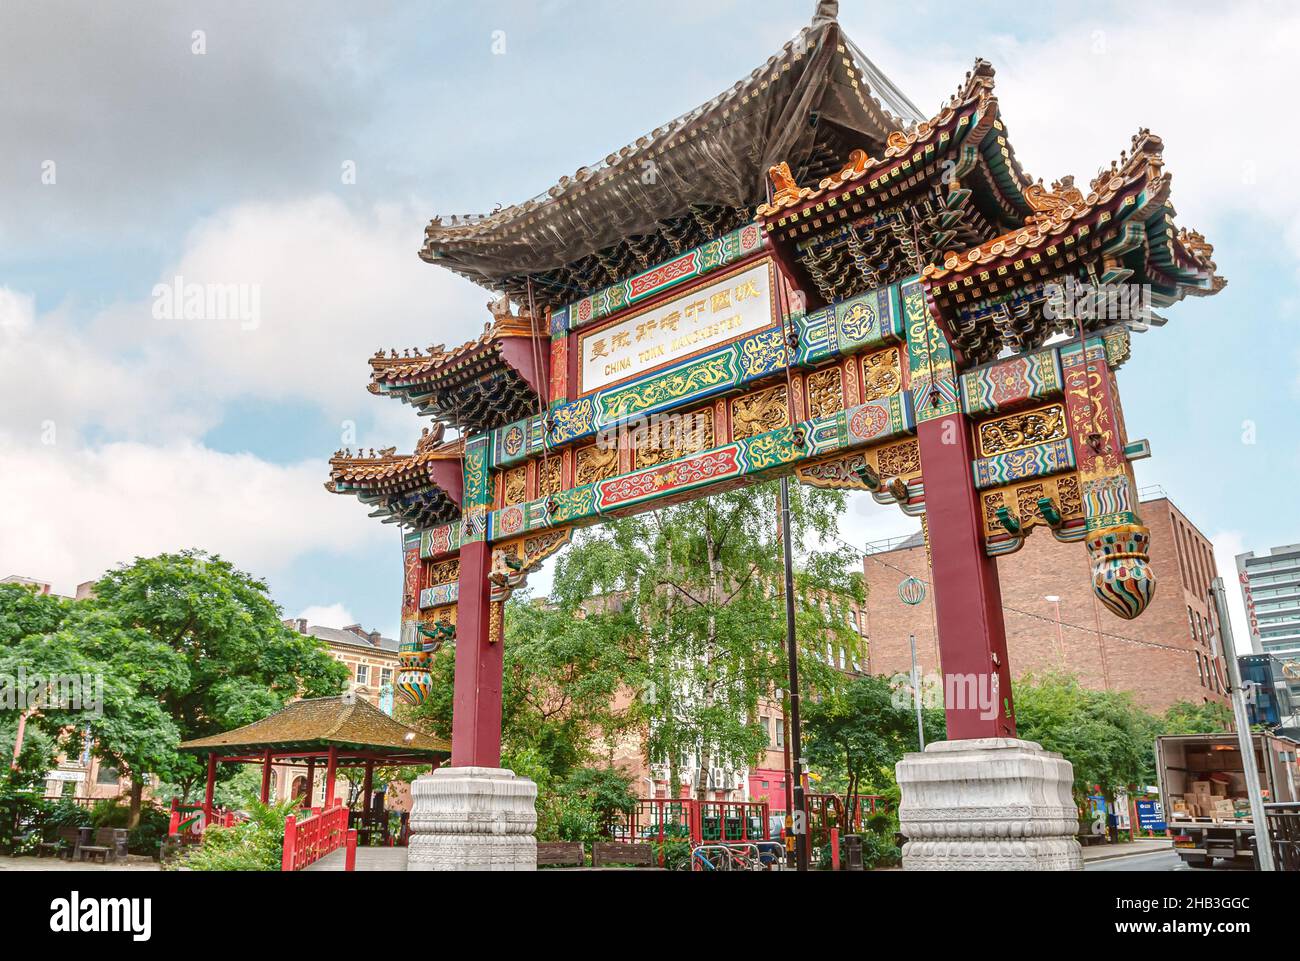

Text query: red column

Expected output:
[324,746,339,807]
[203,753,217,818]
[916,414,1016,739]
[260,749,272,804]
[451,539,503,767]
[362,761,374,812]
[304,759,315,807]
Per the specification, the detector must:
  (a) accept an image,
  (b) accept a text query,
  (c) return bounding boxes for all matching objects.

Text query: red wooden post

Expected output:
[281,814,296,872]
[830,827,840,870]
[362,760,374,812]
[167,797,180,837]
[451,539,503,767]
[260,749,273,804]
[344,828,358,871]
[304,759,315,807]
[915,413,1016,739]
[203,753,217,820]
[324,746,339,808]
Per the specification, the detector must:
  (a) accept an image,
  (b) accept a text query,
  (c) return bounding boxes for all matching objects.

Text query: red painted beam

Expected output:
[451,539,503,767]
[915,413,1016,739]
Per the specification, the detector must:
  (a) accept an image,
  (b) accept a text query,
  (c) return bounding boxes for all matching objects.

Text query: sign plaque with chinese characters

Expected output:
[578,259,776,394]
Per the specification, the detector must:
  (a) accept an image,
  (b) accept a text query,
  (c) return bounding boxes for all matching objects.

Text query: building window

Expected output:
[380,667,392,686]
[355,663,368,685]
[775,719,785,749]
[1195,652,1205,686]
[96,764,119,786]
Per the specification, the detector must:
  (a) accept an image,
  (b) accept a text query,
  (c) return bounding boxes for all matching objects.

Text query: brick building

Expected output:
[862,492,1229,713]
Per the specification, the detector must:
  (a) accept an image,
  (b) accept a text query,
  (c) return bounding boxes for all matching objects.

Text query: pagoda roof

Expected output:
[418,2,922,309]
[756,59,1037,305]
[326,431,464,528]
[922,128,1224,362]
[178,695,450,761]
[367,297,548,434]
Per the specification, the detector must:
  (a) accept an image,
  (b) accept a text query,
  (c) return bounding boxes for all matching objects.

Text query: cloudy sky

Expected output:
[2,0,1296,645]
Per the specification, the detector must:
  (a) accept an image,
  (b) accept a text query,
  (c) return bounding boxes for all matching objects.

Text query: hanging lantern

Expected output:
[898,576,926,607]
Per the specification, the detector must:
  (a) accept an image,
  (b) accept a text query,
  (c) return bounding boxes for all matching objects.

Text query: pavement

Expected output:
[0,855,159,871]
[304,847,406,870]
[1080,838,1174,863]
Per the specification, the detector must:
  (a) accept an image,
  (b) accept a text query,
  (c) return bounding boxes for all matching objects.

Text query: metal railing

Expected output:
[1264,802,1300,871]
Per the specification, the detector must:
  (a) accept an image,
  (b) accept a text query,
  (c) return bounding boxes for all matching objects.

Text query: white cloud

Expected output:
[296,603,358,629]
[1210,530,1253,655]
[1,196,488,448]
[0,438,385,597]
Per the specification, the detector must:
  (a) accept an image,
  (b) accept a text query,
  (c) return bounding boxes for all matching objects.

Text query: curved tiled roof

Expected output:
[922,128,1220,287]
[417,5,921,298]
[178,695,450,757]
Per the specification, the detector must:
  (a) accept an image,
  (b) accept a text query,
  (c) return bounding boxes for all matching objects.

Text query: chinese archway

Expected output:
[326,10,1222,766]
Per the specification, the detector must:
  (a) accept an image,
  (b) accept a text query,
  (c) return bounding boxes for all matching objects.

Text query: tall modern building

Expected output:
[1236,545,1300,703]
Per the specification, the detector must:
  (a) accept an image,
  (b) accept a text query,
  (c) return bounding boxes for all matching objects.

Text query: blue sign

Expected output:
[1135,799,1165,832]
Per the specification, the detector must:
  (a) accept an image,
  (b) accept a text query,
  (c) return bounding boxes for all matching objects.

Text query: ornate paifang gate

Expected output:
[326,20,1222,780]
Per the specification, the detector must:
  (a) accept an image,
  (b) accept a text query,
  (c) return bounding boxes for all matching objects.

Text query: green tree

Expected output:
[1013,674,1155,806]
[548,481,862,800]
[1160,699,1232,735]
[803,673,943,819]
[84,551,349,820]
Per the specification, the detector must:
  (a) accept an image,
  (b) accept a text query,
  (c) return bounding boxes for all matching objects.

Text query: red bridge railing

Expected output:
[281,801,356,871]
[167,798,242,843]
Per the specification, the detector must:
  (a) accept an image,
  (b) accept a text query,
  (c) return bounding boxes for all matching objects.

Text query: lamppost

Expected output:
[1045,595,1065,667]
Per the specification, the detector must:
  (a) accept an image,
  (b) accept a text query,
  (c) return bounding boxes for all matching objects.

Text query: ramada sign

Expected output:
[578,259,776,393]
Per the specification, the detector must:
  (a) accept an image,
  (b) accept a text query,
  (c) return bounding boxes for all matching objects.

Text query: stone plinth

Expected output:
[407,766,537,871]
[896,737,1082,870]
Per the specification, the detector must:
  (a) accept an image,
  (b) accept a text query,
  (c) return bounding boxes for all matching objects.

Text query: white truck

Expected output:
[1155,732,1300,869]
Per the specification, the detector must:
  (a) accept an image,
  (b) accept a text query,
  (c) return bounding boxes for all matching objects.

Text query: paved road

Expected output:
[1083,849,1245,871]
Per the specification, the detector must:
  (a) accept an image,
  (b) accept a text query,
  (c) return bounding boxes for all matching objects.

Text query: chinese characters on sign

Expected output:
[578,260,775,393]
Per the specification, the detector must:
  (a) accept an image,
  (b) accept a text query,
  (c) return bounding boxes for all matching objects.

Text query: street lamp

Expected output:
[1045,595,1065,667]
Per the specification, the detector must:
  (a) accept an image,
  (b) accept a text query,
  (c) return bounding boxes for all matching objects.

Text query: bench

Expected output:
[1077,833,1106,847]
[38,825,84,859]
[536,841,584,868]
[78,827,126,864]
[591,841,655,868]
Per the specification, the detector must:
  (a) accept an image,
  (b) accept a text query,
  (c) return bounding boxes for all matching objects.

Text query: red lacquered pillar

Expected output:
[451,538,503,767]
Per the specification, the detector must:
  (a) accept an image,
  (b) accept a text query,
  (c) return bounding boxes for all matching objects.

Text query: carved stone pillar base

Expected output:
[407,766,537,871]
[896,738,1082,871]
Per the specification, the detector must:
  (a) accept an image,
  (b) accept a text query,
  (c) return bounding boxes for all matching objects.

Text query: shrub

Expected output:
[171,799,296,872]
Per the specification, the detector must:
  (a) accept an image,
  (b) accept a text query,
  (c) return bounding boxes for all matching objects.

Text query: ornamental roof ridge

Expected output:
[368,295,541,386]
[756,58,1010,219]
[920,127,1176,282]
[326,434,464,488]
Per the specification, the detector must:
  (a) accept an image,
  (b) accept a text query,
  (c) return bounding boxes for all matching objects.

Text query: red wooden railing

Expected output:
[281,801,356,871]
[167,798,242,843]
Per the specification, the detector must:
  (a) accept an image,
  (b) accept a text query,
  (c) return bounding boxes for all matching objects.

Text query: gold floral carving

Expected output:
[575,443,619,486]
[634,409,714,470]
[538,456,562,498]
[488,601,504,645]
[806,368,844,419]
[501,466,527,507]
[980,474,1082,537]
[427,558,460,587]
[874,438,921,479]
[977,403,1068,457]
[730,384,789,441]
[860,347,902,403]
